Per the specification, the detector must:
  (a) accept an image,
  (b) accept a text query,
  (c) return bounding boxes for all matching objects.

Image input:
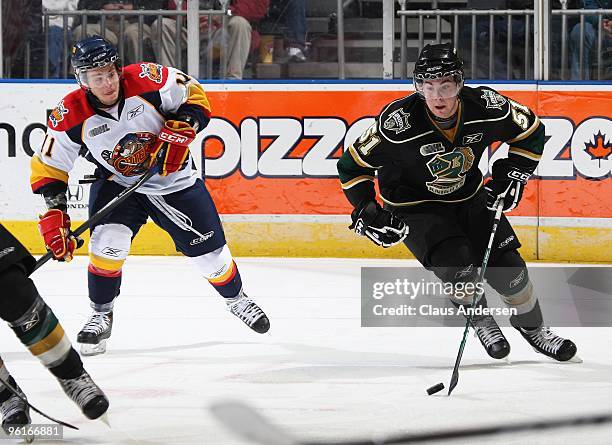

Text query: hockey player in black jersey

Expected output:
[0,223,109,432]
[337,43,577,362]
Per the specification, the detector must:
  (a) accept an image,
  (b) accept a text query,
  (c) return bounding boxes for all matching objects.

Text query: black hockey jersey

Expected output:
[337,85,544,208]
[0,224,35,275]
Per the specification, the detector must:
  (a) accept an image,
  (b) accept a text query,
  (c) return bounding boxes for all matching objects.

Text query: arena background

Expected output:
[1,80,610,262]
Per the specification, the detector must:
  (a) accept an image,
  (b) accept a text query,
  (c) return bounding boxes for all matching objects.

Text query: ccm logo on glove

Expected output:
[158,130,191,145]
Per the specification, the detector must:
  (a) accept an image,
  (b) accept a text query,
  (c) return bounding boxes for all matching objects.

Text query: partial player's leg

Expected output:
[0,265,109,419]
[0,357,30,433]
[394,203,509,359]
[142,179,270,333]
[78,179,148,356]
[486,249,577,362]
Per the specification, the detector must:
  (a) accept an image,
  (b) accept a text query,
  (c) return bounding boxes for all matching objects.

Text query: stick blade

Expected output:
[210,401,300,445]
[448,371,459,395]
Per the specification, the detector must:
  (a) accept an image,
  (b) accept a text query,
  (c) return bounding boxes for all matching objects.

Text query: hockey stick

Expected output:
[211,401,612,445]
[447,196,505,395]
[32,155,163,274]
[0,376,77,430]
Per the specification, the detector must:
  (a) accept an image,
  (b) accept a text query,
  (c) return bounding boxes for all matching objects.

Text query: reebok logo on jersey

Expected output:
[0,247,15,259]
[101,247,123,257]
[383,108,410,134]
[481,90,507,109]
[89,123,110,138]
[498,235,515,248]
[419,142,445,156]
[22,312,40,332]
[209,264,229,279]
[462,133,483,144]
[190,231,214,245]
[509,269,526,288]
[127,104,144,120]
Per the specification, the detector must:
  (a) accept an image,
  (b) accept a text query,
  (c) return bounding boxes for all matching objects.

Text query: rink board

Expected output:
[0,81,610,261]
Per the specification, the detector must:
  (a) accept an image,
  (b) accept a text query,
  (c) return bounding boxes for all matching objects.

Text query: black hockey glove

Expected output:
[349,201,408,248]
[485,160,532,212]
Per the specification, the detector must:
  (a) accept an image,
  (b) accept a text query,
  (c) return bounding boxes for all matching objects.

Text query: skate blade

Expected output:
[80,340,107,356]
[98,412,111,427]
[566,354,583,363]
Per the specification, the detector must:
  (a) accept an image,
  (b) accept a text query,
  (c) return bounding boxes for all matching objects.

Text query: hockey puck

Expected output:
[426,382,445,395]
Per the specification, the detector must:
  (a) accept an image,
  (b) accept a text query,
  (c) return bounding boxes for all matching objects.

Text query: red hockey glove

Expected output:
[151,120,196,176]
[38,209,76,262]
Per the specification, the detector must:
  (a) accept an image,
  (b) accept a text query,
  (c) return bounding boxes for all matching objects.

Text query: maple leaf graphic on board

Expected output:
[584,131,611,162]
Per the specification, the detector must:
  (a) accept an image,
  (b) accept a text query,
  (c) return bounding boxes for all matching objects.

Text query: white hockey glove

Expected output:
[349,201,408,248]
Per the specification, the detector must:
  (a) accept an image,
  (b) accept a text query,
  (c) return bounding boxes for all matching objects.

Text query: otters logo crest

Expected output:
[101,132,157,177]
[139,63,164,84]
[49,100,69,128]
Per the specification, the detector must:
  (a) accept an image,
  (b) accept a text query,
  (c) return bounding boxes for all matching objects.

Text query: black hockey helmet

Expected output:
[71,36,121,86]
[413,42,464,81]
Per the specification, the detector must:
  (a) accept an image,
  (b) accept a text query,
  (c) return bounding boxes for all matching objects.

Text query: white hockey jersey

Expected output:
[31,63,211,196]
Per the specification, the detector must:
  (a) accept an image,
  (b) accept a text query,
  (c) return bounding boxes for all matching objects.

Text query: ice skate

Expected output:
[226,291,270,334]
[470,314,511,359]
[1,382,30,435]
[516,326,577,362]
[58,370,109,420]
[77,311,113,356]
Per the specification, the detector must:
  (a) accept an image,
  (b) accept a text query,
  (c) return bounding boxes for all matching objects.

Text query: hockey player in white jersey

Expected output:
[31,36,269,356]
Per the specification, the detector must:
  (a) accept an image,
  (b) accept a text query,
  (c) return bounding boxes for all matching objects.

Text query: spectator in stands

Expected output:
[43,0,78,78]
[281,0,307,62]
[73,0,164,64]
[463,0,575,79]
[152,0,269,79]
[569,0,612,80]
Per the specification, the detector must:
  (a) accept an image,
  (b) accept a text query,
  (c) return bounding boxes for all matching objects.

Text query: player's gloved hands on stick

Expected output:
[485,160,531,213]
[349,201,408,248]
[38,209,77,262]
[151,120,196,176]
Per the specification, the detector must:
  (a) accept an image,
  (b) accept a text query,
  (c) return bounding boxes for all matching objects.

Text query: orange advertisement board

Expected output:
[200,85,611,219]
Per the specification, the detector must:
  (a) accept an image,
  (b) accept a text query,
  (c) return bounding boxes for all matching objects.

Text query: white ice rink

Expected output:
[1,257,611,444]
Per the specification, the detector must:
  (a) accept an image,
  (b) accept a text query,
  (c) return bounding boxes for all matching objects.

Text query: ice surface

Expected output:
[1,257,610,444]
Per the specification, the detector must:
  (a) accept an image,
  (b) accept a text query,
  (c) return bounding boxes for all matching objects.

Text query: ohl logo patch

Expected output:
[139,63,164,84]
[49,100,68,128]
[101,132,157,177]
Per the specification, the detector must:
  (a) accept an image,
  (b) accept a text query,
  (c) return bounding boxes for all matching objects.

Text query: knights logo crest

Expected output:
[139,63,164,84]
[383,108,411,134]
[481,90,507,109]
[49,100,69,128]
[102,132,157,177]
[425,146,475,195]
